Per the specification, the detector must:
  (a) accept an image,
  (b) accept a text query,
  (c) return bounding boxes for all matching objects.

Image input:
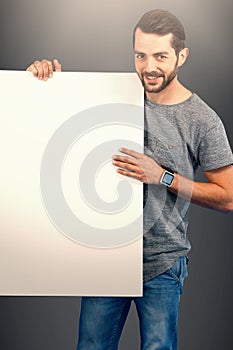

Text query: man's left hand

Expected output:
[112,148,163,184]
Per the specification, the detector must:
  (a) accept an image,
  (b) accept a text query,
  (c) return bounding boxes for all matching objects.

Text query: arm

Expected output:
[26,58,62,80]
[112,148,233,213]
[170,165,233,213]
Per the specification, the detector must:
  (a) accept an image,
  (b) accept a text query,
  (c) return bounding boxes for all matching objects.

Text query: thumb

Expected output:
[53,58,62,72]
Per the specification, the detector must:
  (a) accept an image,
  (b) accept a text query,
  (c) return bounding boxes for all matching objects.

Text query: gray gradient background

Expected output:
[0,0,232,349]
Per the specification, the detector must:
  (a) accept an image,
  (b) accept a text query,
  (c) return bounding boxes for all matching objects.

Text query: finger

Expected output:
[46,60,54,78]
[116,168,143,181]
[112,155,138,166]
[53,59,62,72]
[119,148,142,159]
[33,60,44,80]
[41,60,50,80]
[113,160,140,172]
[26,64,39,77]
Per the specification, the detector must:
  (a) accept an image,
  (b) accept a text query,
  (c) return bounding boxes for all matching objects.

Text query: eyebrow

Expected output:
[155,51,169,55]
[134,50,170,55]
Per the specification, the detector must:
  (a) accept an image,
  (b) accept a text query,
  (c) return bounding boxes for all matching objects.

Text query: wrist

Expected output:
[159,168,175,188]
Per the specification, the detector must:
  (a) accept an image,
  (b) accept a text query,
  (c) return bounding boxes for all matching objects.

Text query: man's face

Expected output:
[134,29,179,94]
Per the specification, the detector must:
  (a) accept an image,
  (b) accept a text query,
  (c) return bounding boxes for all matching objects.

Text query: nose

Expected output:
[144,57,158,73]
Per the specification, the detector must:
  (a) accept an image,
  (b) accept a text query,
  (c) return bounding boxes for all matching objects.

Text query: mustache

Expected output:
[142,71,164,79]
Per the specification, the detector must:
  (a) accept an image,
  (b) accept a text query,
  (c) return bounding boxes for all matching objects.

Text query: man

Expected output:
[27,9,233,350]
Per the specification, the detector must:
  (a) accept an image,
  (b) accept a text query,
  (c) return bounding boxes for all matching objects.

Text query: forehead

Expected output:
[134,28,174,53]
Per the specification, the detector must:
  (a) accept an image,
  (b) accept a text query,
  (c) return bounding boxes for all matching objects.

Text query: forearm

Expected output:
[112,148,233,213]
[170,172,233,213]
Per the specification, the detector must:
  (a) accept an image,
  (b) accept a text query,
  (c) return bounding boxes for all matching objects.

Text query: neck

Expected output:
[145,77,192,105]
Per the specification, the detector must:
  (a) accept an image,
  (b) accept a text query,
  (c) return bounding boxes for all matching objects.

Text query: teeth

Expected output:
[147,76,157,80]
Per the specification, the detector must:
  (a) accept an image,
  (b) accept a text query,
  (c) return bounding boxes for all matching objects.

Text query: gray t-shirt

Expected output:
[143,93,233,282]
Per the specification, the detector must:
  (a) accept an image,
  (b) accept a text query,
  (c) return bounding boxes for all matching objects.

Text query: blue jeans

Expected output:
[77,256,188,350]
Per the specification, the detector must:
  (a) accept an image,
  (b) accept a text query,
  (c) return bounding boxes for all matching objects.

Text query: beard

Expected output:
[140,61,178,94]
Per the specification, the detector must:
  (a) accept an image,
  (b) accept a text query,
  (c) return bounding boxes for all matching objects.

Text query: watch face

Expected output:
[162,172,174,186]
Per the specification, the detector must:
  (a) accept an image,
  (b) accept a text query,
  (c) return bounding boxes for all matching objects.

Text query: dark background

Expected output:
[0,0,232,349]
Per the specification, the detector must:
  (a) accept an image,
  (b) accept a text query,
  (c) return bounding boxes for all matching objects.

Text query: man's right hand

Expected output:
[26,59,62,80]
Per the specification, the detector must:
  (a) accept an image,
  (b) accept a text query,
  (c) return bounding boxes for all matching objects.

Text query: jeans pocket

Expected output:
[166,258,182,282]
[166,257,188,291]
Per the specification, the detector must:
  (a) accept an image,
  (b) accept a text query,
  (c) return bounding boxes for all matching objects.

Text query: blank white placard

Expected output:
[0,70,144,296]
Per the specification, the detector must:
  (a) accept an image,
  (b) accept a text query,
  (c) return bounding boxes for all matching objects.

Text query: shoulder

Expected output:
[187,93,221,126]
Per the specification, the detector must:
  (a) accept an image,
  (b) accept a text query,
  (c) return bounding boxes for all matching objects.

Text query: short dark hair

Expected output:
[133,9,186,55]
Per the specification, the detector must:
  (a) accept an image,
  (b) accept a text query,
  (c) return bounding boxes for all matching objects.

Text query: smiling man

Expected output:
[135,32,182,95]
[27,9,233,350]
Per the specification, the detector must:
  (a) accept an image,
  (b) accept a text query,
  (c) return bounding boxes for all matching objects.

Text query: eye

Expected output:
[135,53,145,59]
[156,54,167,60]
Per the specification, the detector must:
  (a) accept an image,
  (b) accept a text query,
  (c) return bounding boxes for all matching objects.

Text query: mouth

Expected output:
[144,74,163,84]
[146,75,158,80]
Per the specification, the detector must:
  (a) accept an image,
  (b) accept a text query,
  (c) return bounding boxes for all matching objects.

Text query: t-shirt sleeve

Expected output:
[198,117,233,171]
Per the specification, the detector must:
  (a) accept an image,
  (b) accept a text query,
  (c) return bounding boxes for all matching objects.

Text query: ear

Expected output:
[177,48,189,67]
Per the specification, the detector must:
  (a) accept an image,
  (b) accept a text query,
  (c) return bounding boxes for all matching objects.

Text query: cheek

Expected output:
[163,63,176,74]
[134,62,143,76]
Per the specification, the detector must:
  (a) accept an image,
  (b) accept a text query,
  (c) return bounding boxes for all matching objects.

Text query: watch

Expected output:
[160,169,174,187]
